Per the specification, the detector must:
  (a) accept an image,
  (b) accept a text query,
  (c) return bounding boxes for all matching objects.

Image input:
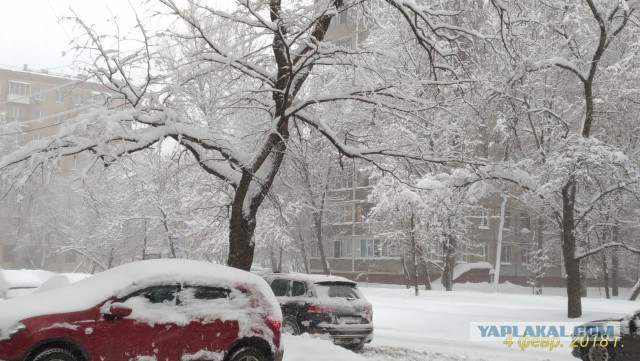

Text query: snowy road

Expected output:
[284,284,639,361]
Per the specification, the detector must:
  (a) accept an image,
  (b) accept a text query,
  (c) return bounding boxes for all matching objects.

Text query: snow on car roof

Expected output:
[264,272,356,285]
[0,259,280,339]
[0,269,54,289]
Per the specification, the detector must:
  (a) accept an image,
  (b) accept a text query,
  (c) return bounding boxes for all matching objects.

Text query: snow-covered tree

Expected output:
[0,0,488,270]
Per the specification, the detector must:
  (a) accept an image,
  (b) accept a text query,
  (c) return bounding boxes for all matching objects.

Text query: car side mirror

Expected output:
[104,303,132,318]
[630,319,638,334]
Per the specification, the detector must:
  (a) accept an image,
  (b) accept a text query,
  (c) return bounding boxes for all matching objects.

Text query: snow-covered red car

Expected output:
[262,273,373,350]
[0,259,284,361]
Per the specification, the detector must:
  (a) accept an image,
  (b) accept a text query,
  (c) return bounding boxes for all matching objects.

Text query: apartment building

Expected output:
[305,6,569,287]
[0,65,113,272]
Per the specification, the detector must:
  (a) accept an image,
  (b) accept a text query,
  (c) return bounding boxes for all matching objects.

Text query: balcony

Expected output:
[7,93,30,104]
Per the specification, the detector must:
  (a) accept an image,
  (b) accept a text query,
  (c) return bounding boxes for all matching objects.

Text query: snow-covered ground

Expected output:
[284,283,639,361]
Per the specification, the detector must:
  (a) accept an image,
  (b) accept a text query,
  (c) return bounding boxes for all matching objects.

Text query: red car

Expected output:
[0,259,283,361]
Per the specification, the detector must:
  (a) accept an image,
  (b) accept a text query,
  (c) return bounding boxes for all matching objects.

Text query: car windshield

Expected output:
[315,282,361,300]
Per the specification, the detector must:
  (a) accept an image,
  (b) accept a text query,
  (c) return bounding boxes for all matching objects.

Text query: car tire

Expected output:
[282,316,301,335]
[584,345,616,361]
[228,347,266,361]
[345,341,365,352]
[32,348,78,361]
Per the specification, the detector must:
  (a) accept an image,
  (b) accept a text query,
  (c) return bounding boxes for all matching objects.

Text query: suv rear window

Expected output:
[315,282,360,299]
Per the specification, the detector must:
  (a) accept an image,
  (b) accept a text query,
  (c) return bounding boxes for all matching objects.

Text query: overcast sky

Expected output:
[0,0,229,75]
[0,1,140,73]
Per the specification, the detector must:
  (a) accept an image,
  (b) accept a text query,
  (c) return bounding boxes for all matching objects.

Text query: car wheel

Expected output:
[282,316,301,335]
[32,348,78,361]
[228,347,266,361]
[585,345,615,361]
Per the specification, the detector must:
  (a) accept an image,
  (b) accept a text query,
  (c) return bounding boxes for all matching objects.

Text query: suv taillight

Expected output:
[364,305,373,314]
[308,304,333,314]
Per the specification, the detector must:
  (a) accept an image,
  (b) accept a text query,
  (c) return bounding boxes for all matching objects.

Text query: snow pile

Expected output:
[282,334,367,361]
[0,269,54,298]
[35,273,92,293]
[451,262,493,281]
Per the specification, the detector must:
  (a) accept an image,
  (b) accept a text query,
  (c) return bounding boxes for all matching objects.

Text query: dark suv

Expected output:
[263,273,373,350]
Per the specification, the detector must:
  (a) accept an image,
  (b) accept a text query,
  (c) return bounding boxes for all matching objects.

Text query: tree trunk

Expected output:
[410,213,419,296]
[534,217,544,294]
[494,193,508,291]
[629,278,640,301]
[416,245,432,291]
[612,226,620,297]
[297,231,310,274]
[562,178,582,318]
[401,256,411,289]
[227,211,256,271]
[442,221,456,292]
[312,168,333,275]
[602,253,610,299]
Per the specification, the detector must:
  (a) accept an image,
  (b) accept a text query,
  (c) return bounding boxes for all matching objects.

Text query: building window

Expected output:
[520,248,530,265]
[329,168,354,189]
[477,243,489,262]
[54,114,64,124]
[35,88,46,101]
[324,203,353,224]
[74,95,83,106]
[479,210,489,229]
[35,110,45,119]
[341,239,354,258]
[32,132,41,141]
[360,239,381,258]
[71,156,80,170]
[456,243,468,263]
[500,246,511,264]
[520,213,531,231]
[2,245,14,262]
[503,211,511,228]
[355,170,370,187]
[478,143,489,158]
[333,240,341,258]
[9,81,30,96]
[335,37,354,49]
[56,90,65,103]
[11,107,23,120]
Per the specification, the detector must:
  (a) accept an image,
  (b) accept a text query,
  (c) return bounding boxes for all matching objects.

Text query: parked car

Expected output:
[262,273,373,350]
[34,273,92,294]
[0,259,284,361]
[0,269,54,299]
[571,311,640,361]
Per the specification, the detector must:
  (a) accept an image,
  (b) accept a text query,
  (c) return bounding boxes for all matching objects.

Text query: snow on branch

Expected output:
[574,241,640,261]
[294,110,445,164]
[526,57,586,82]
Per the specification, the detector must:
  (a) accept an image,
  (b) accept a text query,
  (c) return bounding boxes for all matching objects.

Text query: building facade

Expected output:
[0,65,112,272]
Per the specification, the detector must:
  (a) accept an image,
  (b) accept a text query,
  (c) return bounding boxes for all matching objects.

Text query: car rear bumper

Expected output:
[308,326,373,344]
[274,348,284,361]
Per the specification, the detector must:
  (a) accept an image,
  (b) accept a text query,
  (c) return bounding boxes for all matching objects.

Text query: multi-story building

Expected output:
[306,7,570,287]
[0,65,113,271]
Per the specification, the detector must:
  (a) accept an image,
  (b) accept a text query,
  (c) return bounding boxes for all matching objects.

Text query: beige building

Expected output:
[307,7,568,287]
[0,65,113,272]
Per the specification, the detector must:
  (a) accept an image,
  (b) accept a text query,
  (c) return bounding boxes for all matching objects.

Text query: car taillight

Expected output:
[267,318,282,332]
[364,305,373,314]
[308,304,333,314]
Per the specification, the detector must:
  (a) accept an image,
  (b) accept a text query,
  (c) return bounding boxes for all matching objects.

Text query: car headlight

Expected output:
[7,322,26,338]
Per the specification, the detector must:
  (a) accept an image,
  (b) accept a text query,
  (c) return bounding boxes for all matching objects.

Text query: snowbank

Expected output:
[283,334,366,361]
